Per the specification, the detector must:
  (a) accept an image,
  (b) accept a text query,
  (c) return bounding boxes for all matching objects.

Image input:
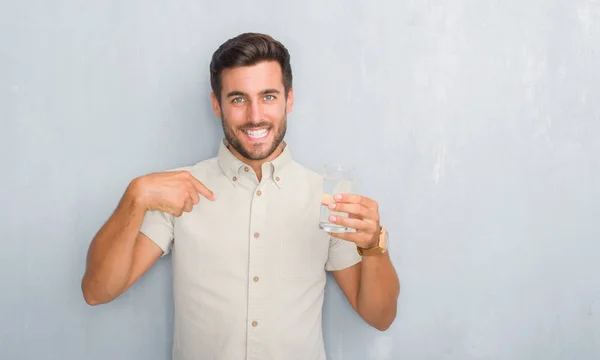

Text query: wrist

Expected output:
[362,232,380,249]
[125,177,149,211]
[357,226,389,256]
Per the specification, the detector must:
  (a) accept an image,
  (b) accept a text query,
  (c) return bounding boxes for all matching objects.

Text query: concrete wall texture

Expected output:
[1,1,599,359]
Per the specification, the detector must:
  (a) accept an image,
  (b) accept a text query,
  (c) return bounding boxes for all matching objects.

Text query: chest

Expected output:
[171,179,330,282]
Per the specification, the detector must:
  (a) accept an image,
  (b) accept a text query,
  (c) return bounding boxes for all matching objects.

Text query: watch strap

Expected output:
[357,226,388,256]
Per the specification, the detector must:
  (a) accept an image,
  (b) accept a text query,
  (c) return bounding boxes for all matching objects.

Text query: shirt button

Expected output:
[256,190,262,196]
[251,321,258,327]
[254,232,260,239]
[232,176,237,182]
[275,176,280,181]
[244,167,249,172]
[253,276,259,282]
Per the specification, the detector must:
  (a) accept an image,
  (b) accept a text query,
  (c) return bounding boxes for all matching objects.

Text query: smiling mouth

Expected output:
[242,128,270,141]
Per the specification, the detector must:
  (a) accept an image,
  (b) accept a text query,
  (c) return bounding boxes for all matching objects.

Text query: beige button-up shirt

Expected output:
[140,140,362,360]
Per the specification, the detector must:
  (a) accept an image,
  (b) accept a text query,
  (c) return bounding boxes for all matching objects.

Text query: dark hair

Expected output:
[210,33,293,102]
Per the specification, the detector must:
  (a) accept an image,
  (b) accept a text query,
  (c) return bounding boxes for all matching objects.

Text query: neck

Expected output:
[227,143,284,182]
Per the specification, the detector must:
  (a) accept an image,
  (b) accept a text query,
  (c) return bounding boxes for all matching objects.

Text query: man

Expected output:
[82,32,400,360]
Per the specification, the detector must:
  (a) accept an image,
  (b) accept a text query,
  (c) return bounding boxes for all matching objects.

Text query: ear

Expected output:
[285,88,294,114]
[210,92,222,118]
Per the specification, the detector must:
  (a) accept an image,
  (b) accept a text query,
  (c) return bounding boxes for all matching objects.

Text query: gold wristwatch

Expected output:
[357,226,389,256]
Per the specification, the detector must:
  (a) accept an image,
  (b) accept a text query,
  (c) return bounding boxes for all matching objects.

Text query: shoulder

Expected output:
[163,156,221,179]
[287,160,323,186]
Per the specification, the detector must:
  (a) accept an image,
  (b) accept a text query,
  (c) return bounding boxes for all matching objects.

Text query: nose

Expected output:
[247,100,263,124]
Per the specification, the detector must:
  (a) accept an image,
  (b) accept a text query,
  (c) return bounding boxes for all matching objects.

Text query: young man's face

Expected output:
[211,60,294,162]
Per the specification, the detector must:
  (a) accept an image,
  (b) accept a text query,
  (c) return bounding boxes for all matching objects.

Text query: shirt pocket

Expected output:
[279,205,330,282]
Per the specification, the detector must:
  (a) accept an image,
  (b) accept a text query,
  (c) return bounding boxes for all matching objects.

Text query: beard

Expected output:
[221,113,287,161]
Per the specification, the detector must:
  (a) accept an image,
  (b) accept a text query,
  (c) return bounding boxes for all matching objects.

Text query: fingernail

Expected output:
[328,203,336,209]
[334,194,342,201]
[329,215,337,222]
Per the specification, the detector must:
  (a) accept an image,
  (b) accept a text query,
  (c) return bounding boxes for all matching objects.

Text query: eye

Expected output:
[232,97,246,104]
[263,94,276,101]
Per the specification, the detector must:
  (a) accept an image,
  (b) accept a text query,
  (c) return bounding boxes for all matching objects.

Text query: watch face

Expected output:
[381,228,389,250]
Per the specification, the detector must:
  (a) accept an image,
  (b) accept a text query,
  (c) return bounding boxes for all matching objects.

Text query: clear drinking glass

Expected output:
[319,164,354,233]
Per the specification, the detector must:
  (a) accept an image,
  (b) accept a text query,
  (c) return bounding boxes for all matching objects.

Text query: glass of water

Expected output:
[319,164,354,233]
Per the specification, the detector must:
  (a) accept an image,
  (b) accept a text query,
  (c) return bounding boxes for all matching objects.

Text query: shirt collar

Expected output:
[217,139,292,187]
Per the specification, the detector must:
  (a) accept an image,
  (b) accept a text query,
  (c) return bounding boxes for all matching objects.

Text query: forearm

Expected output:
[82,189,146,305]
[356,252,400,331]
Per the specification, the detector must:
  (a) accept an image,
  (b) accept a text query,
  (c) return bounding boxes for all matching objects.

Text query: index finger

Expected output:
[333,193,376,209]
[189,175,216,201]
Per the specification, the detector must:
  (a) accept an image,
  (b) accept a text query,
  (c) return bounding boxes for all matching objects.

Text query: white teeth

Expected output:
[245,129,268,139]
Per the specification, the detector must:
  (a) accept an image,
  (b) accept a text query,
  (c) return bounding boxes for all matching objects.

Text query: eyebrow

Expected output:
[226,89,281,98]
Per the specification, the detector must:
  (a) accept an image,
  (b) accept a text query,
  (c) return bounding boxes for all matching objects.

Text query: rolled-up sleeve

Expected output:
[325,236,362,271]
[139,210,175,256]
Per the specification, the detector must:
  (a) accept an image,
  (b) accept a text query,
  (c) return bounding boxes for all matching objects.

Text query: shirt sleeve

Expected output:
[325,235,362,271]
[139,210,175,256]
